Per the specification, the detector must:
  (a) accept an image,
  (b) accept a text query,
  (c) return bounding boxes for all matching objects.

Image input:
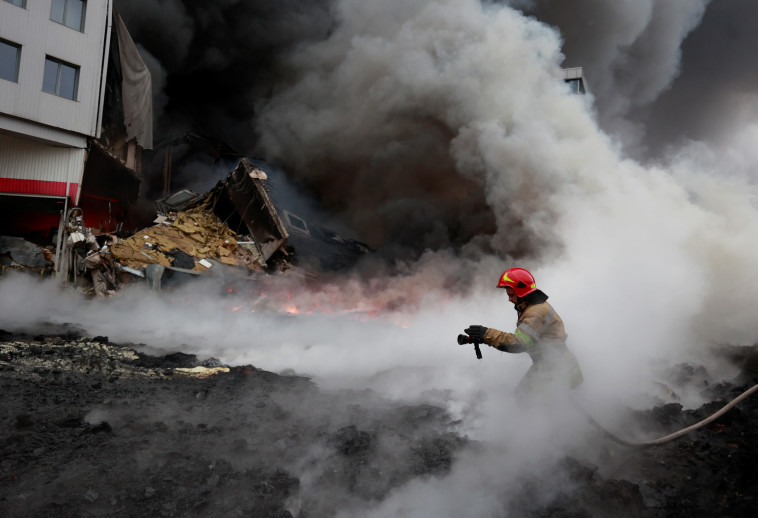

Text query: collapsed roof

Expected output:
[110,158,289,275]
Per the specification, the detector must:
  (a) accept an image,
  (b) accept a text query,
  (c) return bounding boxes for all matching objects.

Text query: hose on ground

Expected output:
[573,382,758,448]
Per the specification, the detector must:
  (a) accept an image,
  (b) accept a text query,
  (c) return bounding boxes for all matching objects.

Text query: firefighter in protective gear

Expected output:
[464,267,583,398]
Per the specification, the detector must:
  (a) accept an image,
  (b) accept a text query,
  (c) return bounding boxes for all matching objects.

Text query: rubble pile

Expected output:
[0,237,54,277]
[1,156,375,299]
[1,161,290,296]
[110,208,263,273]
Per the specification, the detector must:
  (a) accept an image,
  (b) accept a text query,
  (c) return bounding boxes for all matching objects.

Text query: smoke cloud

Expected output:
[115,0,334,147]
[515,0,711,156]
[640,0,758,158]
[514,0,758,161]
[254,0,578,254]
[116,0,758,255]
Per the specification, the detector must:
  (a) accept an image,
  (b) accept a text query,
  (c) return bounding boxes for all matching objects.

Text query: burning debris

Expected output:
[110,209,262,273]
[0,237,55,277]
[1,154,370,298]
[72,160,287,292]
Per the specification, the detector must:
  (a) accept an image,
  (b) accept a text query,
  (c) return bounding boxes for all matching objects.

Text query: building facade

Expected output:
[1,0,111,201]
[0,0,151,249]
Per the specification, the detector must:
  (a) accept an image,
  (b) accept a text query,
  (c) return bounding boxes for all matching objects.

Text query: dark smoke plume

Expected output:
[513,0,711,157]
[117,0,758,261]
[636,0,758,157]
[115,0,334,150]
[509,0,758,161]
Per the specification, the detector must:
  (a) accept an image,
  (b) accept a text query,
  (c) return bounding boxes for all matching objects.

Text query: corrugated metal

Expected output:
[0,132,86,186]
[0,178,79,200]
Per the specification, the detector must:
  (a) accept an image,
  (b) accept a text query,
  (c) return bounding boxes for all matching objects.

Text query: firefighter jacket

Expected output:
[484,299,566,357]
[483,294,583,390]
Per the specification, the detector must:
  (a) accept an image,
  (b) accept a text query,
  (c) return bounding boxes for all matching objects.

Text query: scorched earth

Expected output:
[1,311,757,517]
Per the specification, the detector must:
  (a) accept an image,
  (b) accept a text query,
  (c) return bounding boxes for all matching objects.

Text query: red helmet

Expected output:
[497,267,537,297]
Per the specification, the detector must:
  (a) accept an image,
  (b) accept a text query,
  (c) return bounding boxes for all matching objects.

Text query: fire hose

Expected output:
[457,332,758,447]
[573,382,758,448]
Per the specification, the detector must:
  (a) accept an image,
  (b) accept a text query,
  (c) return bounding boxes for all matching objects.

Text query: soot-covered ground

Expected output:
[1,327,757,517]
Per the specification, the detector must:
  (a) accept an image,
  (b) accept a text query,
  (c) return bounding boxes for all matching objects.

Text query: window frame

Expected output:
[283,211,311,236]
[50,0,87,32]
[0,38,22,83]
[565,78,586,95]
[42,56,80,101]
[3,0,27,8]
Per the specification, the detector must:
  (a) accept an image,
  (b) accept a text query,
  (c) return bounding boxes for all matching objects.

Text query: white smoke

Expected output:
[253,0,758,368]
[515,0,711,154]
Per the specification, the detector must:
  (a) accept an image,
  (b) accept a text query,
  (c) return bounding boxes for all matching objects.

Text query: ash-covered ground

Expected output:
[1,325,757,517]
[0,326,464,517]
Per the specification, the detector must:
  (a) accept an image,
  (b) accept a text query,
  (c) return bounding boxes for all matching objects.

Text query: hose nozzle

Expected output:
[457,334,482,359]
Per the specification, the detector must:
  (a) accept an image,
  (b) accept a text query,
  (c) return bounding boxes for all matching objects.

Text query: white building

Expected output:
[0,0,151,244]
[562,66,588,95]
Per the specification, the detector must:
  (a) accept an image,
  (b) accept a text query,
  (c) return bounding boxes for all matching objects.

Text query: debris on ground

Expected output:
[2,153,373,300]
[109,208,263,273]
[0,236,54,277]
[0,328,466,517]
[1,328,757,517]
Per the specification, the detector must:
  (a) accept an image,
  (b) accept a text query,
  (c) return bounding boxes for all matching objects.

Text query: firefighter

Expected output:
[464,267,583,398]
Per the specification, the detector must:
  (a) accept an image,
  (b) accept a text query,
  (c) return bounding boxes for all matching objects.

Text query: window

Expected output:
[43,57,79,100]
[565,78,586,95]
[0,39,21,83]
[50,0,86,32]
[283,211,310,236]
[3,0,27,8]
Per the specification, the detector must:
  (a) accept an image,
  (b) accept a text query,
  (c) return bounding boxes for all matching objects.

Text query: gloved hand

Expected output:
[464,325,488,342]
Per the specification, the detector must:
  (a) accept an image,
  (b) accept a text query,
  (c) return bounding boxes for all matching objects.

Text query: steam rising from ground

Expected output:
[5,0,758,515]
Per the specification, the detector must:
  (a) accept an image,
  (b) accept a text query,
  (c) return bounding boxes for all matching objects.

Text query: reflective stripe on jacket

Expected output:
[483,301,567,360]
[484,300,583,391]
